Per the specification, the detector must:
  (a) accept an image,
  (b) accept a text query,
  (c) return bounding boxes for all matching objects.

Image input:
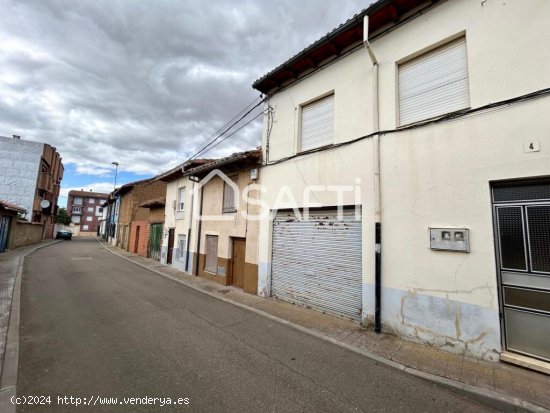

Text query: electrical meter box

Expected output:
[429,228,470,252]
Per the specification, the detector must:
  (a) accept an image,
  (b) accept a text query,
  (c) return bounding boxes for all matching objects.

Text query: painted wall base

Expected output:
[363,283,501,361]
[258,261,271,297]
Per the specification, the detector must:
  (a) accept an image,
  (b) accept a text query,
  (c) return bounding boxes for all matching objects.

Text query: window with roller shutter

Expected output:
[222,176,238,213]
[398,37,469,125]
[300,94,334,151]
[205,235,218,273]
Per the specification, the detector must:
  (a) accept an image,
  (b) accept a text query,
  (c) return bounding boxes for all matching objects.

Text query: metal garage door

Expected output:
[271,208,362,321]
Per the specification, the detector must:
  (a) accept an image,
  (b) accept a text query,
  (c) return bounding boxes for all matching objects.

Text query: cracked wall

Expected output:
[363,284,501,361]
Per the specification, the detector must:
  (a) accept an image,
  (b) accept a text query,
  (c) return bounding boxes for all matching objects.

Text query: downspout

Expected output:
[192,176,204,277]
[363,16,382,333]
[186,180,195,273]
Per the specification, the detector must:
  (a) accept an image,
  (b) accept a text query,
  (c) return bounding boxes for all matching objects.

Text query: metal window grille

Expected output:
[176,234,187,262]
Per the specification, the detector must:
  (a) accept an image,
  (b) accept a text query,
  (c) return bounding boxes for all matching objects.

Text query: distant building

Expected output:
[67,190,109,235]
[0,134,63,238]
[112,178,167,258]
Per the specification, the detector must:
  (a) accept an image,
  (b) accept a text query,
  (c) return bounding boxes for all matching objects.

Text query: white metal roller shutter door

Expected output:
[271,209,362,321]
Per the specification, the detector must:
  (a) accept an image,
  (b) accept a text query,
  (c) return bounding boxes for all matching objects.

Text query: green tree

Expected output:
[56,207,72,225]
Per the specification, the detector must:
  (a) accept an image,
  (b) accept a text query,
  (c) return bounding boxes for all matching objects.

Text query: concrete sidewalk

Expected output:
[100,239,549,412]
[0,241,60,382]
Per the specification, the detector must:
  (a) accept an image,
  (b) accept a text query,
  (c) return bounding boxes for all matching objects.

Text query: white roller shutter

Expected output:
[399,37,469,125]
[301,94,334,151]
[271,208,362,321]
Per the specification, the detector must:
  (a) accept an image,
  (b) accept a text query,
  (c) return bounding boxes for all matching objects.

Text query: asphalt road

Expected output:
[17,238,494,412]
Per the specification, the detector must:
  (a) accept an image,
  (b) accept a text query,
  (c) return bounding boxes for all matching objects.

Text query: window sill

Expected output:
[297,143,334,155]
[222,209,237,214]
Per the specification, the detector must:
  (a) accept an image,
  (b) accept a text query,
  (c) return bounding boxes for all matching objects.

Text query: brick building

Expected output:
[129,198,165,259]
[67,190,109,235]
[0,134,64,239]
[115,178,166,258]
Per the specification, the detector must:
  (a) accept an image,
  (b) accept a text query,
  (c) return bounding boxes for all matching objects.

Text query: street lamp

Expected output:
[112,162,119,190]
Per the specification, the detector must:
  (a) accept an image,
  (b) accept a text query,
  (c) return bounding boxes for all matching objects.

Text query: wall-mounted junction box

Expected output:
[430,228,470,252]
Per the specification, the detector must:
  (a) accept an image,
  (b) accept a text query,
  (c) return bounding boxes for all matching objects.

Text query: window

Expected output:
[87,207,94,212]
[300,94,334,151]
[82,225,89,230]
[178,187,185,211]
[72,206,82,214]
[398,37,469,125]
[89,198,95,204]
[176,234,187,262]
[73,197,83,205]
[98,207,103,214]
[204,235,218,273]
[222,176,238,213]
[86,216,93,222]
[72,215,81,224]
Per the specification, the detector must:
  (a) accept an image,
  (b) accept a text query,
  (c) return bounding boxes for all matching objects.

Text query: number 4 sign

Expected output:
[523,140,540,152]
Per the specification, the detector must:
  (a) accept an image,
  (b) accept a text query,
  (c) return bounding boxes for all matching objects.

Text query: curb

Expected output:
[0,240,62,413]
[97,239,548,413]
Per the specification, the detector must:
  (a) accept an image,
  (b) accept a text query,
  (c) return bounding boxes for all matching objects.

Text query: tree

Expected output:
[56,207,72,225]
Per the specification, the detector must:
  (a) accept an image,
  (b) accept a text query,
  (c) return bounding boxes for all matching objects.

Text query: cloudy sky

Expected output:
[0,0,366,205]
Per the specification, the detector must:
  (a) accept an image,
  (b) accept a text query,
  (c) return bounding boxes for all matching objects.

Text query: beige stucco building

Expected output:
[252,0,550,369]
[159,151,262,294]
[158,160,208,273]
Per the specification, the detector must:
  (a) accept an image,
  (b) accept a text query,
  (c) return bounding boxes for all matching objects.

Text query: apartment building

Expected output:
[67,190,109,235]
[0,134,63,238]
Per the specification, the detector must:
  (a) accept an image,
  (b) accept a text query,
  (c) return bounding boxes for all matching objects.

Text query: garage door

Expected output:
[271,208,362,321]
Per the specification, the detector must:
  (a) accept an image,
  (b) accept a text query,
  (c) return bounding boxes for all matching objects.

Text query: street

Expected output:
[17,238,493,412]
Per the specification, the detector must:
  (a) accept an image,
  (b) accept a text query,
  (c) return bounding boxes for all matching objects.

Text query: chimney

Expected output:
[12,135,20,140]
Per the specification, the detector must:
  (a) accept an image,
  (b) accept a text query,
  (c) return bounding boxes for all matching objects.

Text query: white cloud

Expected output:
[60,182,120,198]
[0,0,364,176]
[74,165,113,177]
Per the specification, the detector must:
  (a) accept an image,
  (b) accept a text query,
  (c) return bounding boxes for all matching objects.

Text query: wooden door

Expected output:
[134,226,140,253]
[167,228,175,264]
[231,238,246,289]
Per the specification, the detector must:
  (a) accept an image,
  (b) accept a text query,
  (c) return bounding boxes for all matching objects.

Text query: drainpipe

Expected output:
[186,180,195,273]
[190,176,203,277]
[363,15,382,333]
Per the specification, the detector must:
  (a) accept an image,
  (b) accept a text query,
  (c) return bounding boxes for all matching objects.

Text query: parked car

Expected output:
[55,230,73,240]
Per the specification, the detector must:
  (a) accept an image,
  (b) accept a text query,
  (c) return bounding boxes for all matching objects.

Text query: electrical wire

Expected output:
[265,86,550,167]
[186,95,267,161]
[194,110,264,157]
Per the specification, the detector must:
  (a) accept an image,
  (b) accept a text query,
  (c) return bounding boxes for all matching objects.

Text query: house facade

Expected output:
[252,0,550,369]
[184,150,262,294]
[0,134,64,238]
[129,198,166,259]
[0,201,25,252]
[115,179,167,257]
[157,160,211,272]
[67,190,109,235]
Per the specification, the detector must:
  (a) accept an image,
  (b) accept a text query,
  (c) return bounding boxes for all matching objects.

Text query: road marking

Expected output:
[70,257,93,260]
